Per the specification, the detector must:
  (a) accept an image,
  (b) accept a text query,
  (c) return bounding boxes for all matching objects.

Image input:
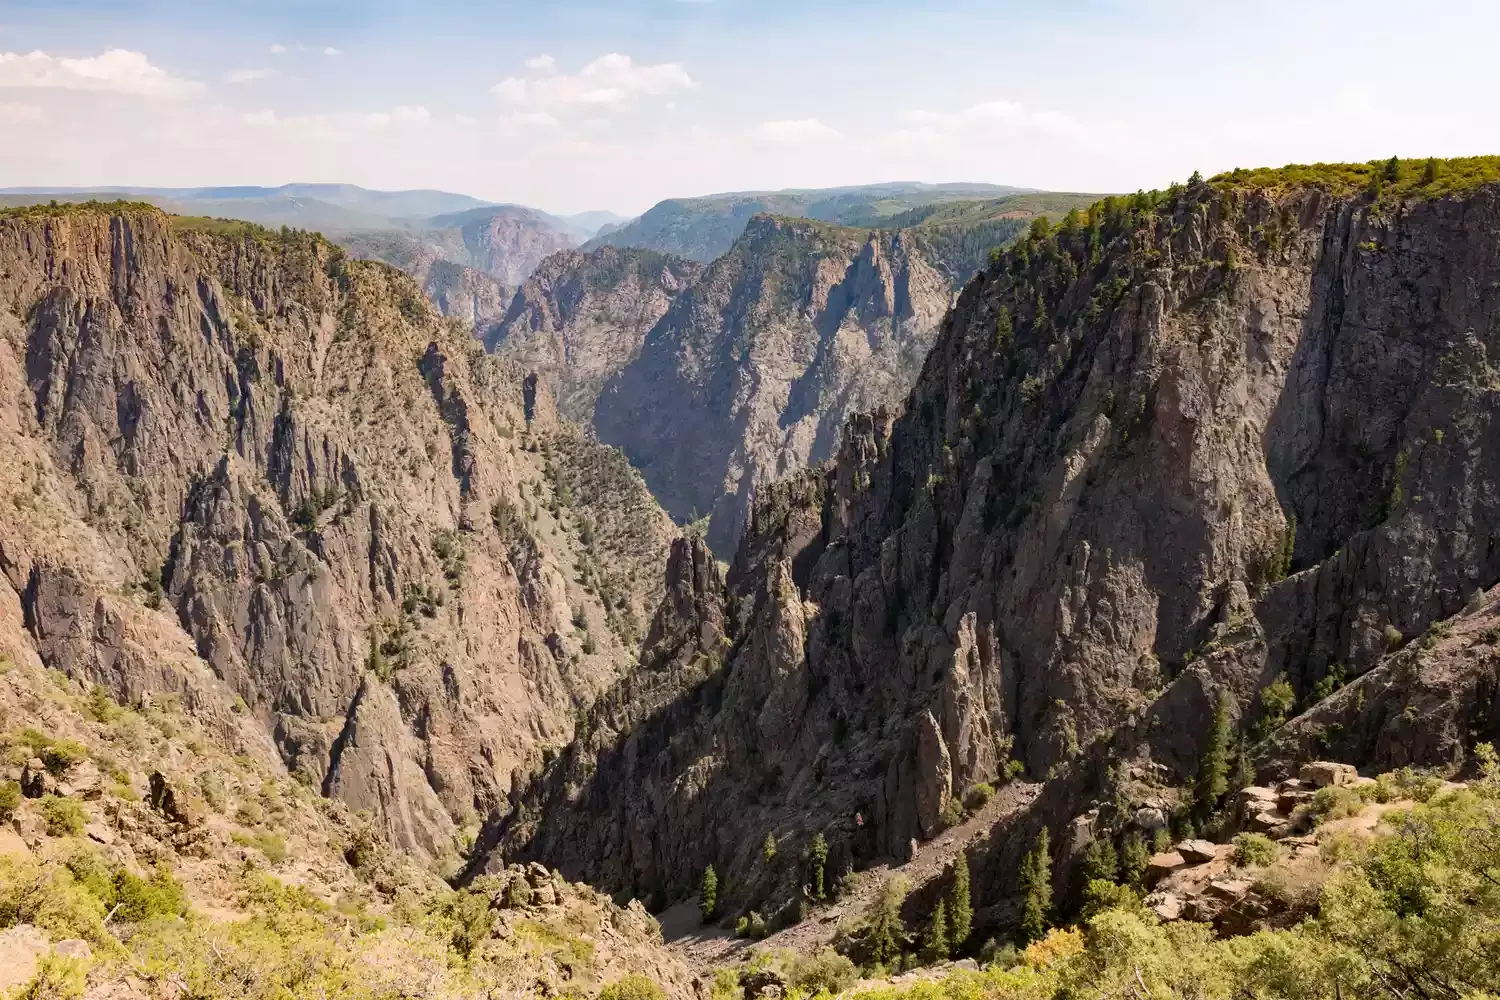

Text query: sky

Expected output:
[0,0,1494,216]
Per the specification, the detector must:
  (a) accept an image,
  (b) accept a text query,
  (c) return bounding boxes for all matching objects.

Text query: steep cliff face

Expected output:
[488,170,1500,928]
[484,246,702,423]
[332,231,512,328]
[595,216,952,553]
[0,204,674,860]
[434,206,581,288]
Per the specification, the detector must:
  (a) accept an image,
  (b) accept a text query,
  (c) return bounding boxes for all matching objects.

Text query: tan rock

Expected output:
[0,826,31,858]
[1207,878,1254,901]
[1248,810,1290,833]
[1146,852,1188,884]
[1299,762,1358,788]
[0,924,48,992]
[1146,891,1183,920]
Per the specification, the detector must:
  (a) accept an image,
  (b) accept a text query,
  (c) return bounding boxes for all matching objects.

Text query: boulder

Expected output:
[1176,839,1219,863]
[1299,762,1358,789]
[1277,789,1314,813]
[1146,891,1183,920]
[85,822,116,846]
[1248,810,1289,834]
[0,827,30,858]
[1145,852,1188,884]
[0,924,49,992]
[1207,878,1253,902]
[53,939,92,960]
[20,759,53,799]
[1131,807,1168,831]
[741,970,786,1000]
[148,771,200,829]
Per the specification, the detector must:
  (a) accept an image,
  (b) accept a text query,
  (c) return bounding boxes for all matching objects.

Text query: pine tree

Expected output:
[1082,838,1118,884]
[922,900,950,963]
[809,833,828,901]
[1119,831,1150,890]
[946,852,972,949]
[1423,157,1439,185]
[994,306,1013,353]
[867,877,907,968]
[762,832,777,864]
[699,865,718,922]
[1017,828,1052,946]
[1196,691,1234,813]
[1384,155,1401,182]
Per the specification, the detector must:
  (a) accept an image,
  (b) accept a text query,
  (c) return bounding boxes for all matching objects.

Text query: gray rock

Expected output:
[1176,839,1219,864]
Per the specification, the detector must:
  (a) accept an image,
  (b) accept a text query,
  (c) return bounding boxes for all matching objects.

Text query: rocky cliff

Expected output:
[486,161,1500,933]
[595,215,953,553]
[484,246,702,423]
[431,206,581,288]
[0,204,674,861]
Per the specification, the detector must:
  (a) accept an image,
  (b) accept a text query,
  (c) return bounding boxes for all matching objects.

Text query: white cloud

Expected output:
[323,47,342,57]
[898,99,1085,138]
[269,43,287,55]
[0,102,43,123]
[240,105,431,136]
[752,118,840,143]
[491,53,694,114]
[524,54,556,72]
[454,114,477,126]
[0,49,201,98]
[497,110,560,135]
[226,68,273,84]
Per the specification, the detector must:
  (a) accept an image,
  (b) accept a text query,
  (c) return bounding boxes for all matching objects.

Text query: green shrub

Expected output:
[41,796,85,836]
[1233,833,1280,867]
[1307,785,1366,823]
[42,740,88,775]
[0,856,108,945]
[232,831,288,864]
[963,782,996,811]
[0,780,21,821]
[503,876,534,909]
[788,948,858,995]
[16,953,88,1000]
[598,974,665,1000]
[112,864,187,922]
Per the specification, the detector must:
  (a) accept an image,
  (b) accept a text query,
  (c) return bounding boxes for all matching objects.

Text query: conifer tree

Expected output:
[1017,828,1052,946]
[922,900,950,963]
[1082,838,1118,884]
[1119,830,1150,890]
[809,833,828,901]
[994,306,1013,352]
[1384,155,1401,182]
[1423,157,1439,185]
[867,877,907,968]
[762,832,777,864]
[700,865,718,922]
[1197,692,1234,813]
[946,852,972,949]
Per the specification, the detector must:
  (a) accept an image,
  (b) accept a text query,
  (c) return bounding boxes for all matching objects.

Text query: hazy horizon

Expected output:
[1,0,1494,215]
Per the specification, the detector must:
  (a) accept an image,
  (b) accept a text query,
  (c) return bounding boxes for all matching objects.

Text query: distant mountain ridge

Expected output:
[587,181,1036,263]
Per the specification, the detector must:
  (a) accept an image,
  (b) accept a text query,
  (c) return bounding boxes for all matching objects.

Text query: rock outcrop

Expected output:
[595,215,953,553]
[487,171,1500,933]
[0,203,674,858]
[484,246,702,423]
